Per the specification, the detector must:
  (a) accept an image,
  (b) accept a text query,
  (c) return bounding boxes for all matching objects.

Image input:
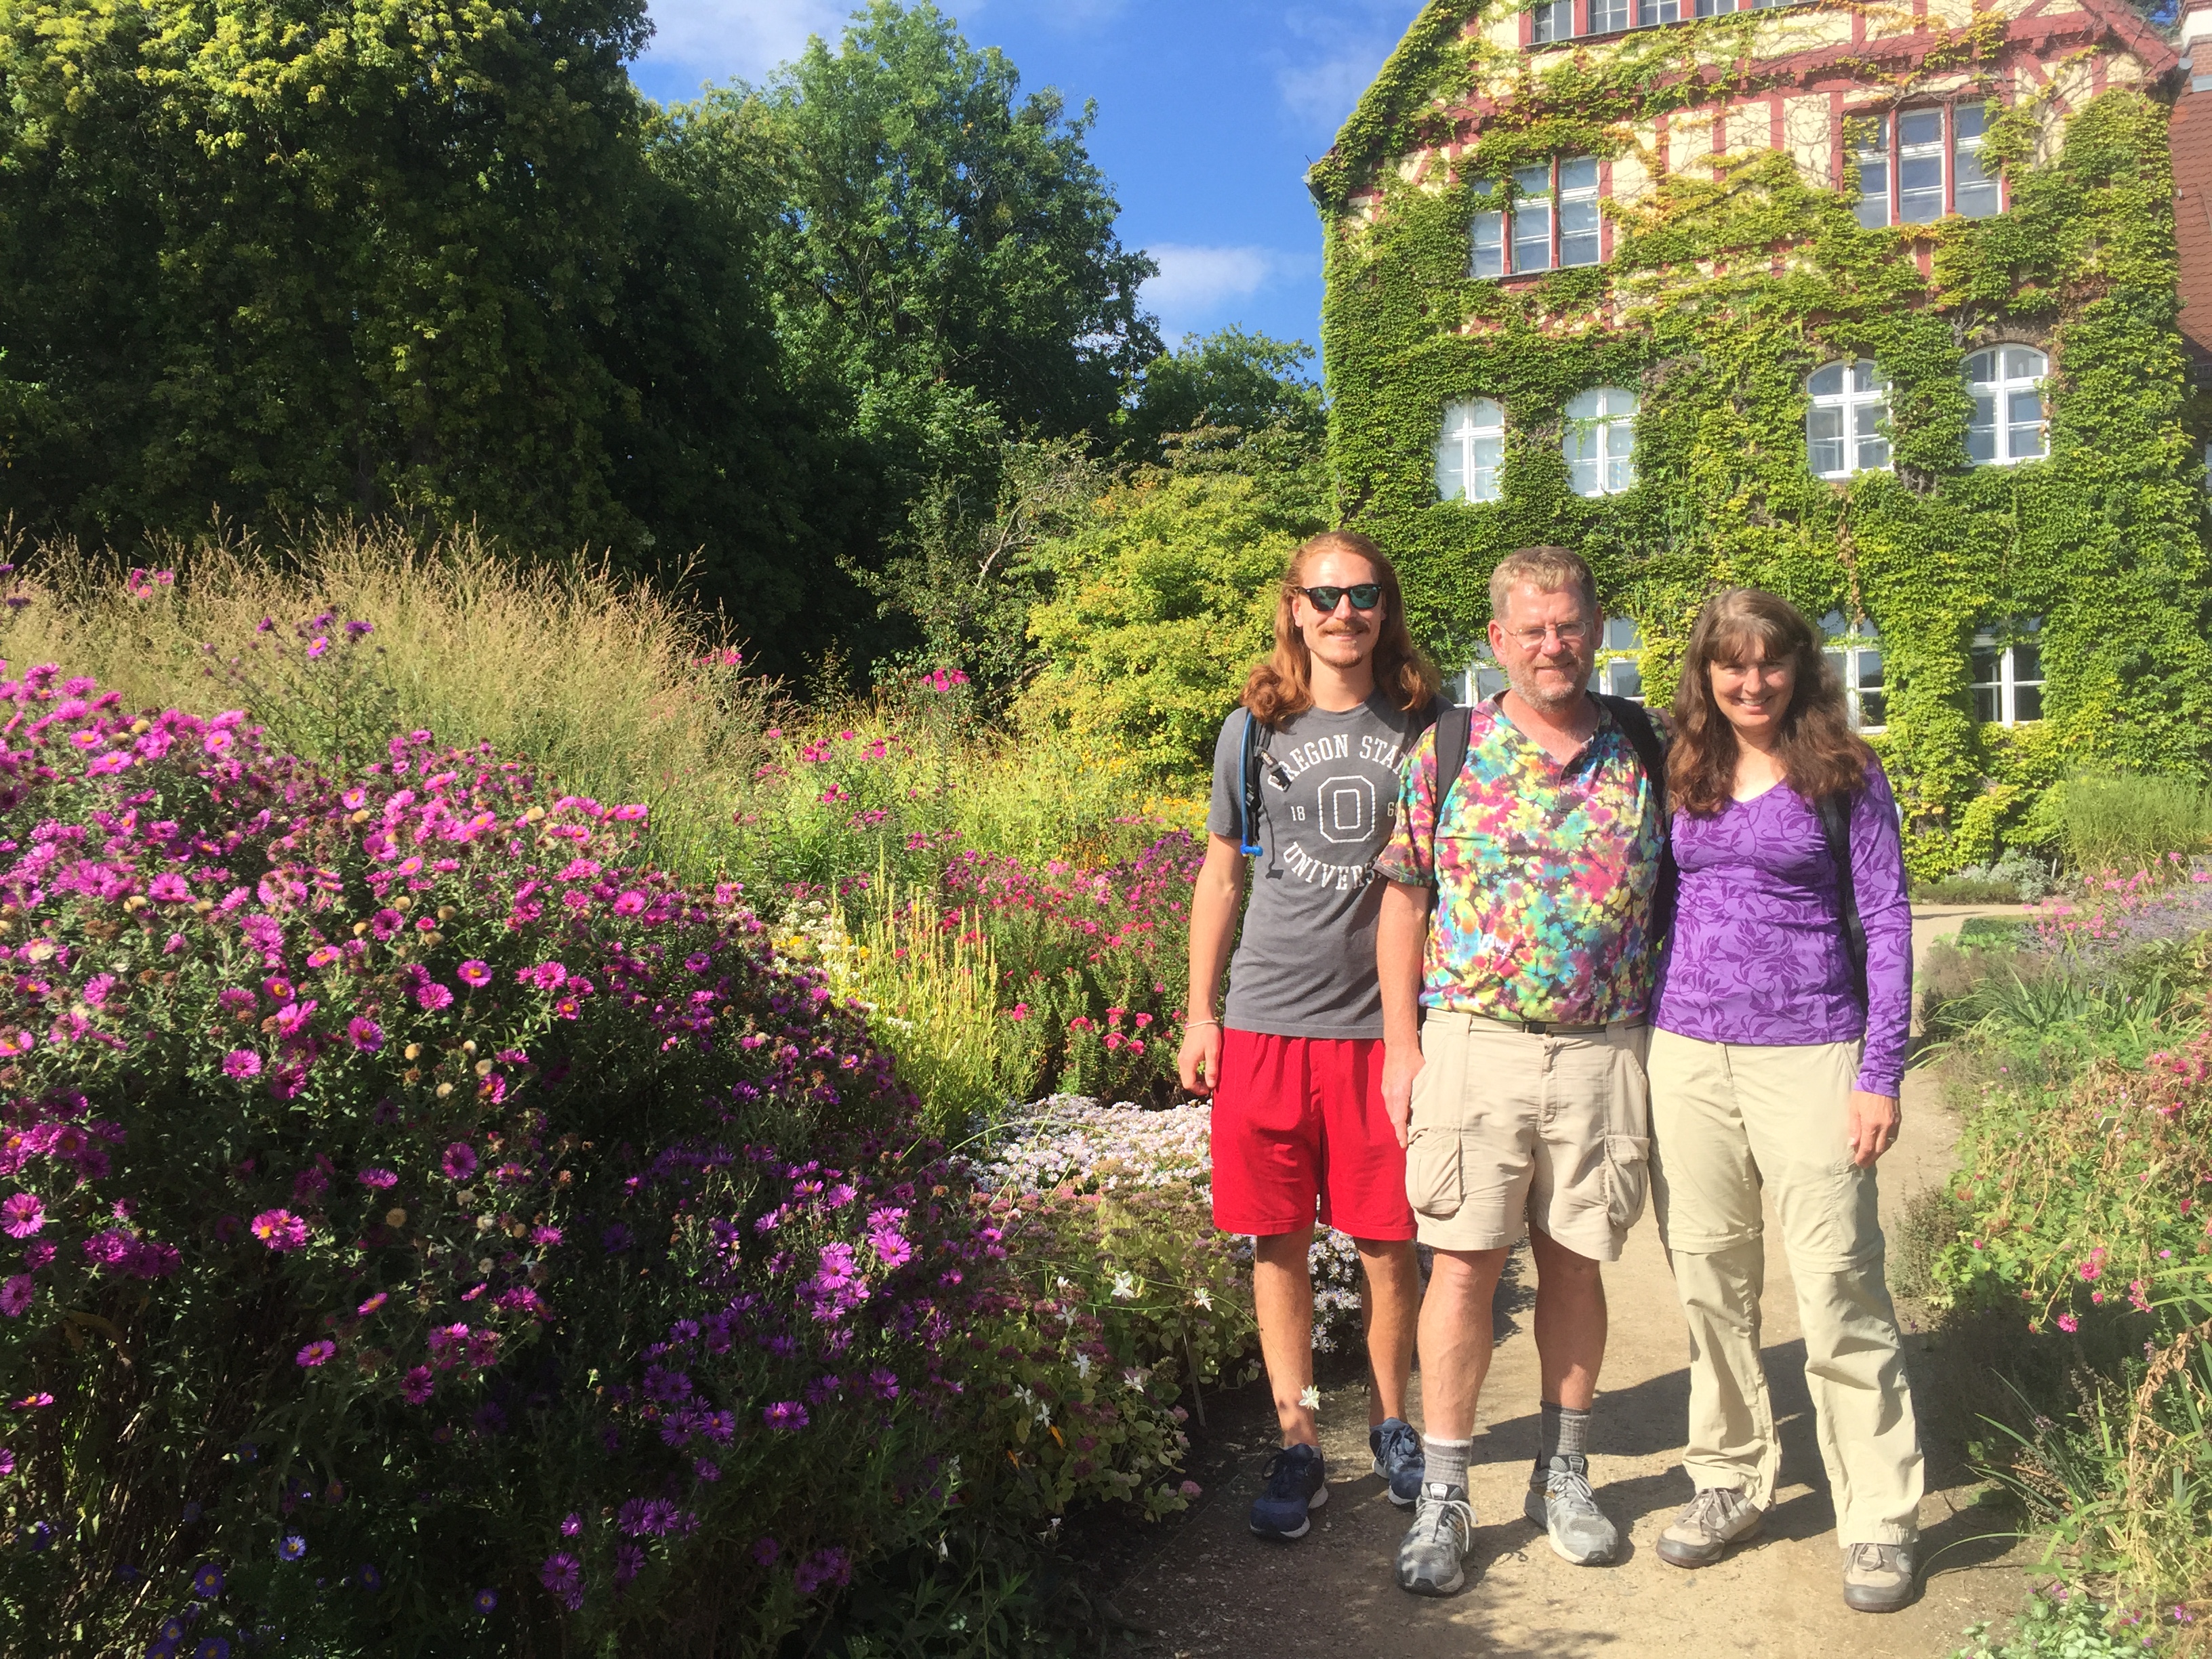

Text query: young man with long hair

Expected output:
[1374,546,1668,1595]
[1179,529,1441,1540]
[1645,588,1923,1612]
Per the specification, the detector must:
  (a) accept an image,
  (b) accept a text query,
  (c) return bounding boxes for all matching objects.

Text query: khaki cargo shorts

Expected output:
[1403,1010,1652,1263]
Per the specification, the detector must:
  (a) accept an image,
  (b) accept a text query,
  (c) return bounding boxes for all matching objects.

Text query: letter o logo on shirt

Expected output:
[1316,775,1377,844]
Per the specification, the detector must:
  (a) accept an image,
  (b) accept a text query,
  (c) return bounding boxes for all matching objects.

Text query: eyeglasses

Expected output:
[1295,583,1382,613]
[1500,621,1591,649]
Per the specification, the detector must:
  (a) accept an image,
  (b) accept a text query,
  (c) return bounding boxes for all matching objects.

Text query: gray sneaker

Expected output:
[1396,1481,1475,1597]
[1522,1454,1620,1565]
[1656,1486,1763,1568]
[1843,1542,1917,1612]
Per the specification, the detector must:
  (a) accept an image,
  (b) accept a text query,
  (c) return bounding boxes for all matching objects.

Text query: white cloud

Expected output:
[1141,244,1306,339]
[1274,2,1414,139]
[1276,51,1388,133]
[641,0,844,82]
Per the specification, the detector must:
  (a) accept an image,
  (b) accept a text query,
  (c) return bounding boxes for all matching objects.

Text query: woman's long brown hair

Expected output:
[1668,588,1873,817]
[1242,531,1439,724]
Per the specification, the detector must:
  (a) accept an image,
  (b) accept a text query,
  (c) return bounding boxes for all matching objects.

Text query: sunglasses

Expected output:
[1295,583,1383,613]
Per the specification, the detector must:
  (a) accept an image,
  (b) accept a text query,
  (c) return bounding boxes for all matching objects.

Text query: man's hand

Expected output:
[1847,1090,1900,1168]
[1382,1041,1424,1148]
[1179,1022,1223,1098]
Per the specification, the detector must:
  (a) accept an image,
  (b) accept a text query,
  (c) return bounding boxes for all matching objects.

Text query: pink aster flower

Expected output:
[456,960,491,987]
[297,1340,336,1368]
[357,1168,397,1189]
[251,1209,308,1252]
[0,1275,32,1317]
[222,1049,262,1080]
[441,1143,478,1182]
[1,1195,43,1239]
[358,1292,388,1316]
[414,982,453,1012]
[346,1017,383,1053]
[400,1366,434,1405]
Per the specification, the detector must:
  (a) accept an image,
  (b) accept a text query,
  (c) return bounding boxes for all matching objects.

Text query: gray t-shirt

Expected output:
[1205,693,1430,1039]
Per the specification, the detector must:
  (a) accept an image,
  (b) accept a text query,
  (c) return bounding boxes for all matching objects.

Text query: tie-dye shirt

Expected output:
[1374,698,1667,1023]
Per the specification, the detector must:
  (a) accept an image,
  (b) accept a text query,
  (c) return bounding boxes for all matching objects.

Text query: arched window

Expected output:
[1564,388,1637,497]
[1435,398,1506,503]
[1806,361,1890,479]
[1965,347,2047,466]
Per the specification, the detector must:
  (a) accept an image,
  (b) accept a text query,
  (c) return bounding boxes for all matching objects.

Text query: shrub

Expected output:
[0,666,1193,1656]
[2041,773,2212,882]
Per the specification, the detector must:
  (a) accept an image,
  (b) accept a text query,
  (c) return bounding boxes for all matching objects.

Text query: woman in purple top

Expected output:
[1644,589,1925,1616]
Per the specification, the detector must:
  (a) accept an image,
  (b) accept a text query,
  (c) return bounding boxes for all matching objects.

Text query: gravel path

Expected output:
[1106,909,2033,1659]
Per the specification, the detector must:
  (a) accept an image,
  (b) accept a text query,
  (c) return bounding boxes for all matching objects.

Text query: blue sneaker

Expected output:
[1248,1443,1328,1540]
[1370,1418,1425,1507]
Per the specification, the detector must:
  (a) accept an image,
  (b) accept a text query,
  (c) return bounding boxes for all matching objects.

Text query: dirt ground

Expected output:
[1099,907,2035,1659]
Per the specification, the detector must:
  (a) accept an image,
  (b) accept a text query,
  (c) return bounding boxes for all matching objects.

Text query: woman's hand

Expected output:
[1847,1091,1900,1167]
[1179,1021,1223,1097]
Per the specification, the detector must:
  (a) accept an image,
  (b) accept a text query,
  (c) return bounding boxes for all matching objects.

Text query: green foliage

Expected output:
[1116,329,1327,465]
[1019,431,1330,780]
[2029,773,2212,880]
[1954,1587,2186,1659]
[1315,7,2212,874]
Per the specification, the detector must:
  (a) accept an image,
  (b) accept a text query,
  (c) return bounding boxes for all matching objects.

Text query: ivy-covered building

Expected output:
[1310,0,2212,874]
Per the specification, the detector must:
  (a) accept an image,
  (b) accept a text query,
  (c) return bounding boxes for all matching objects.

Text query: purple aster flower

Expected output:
[0,1195,43,1238]
[217,987,255,1014]
[615,1542,644,1589]
[296,1340,335,1368]
[356,1563,383,1591]
[346,1017,383,1053]
[794,1547,853,1595]
[457,960,491,987]
[194,1639,229,1659]
[414,981,453,1012]
[0,1448,12,1477]
[250,1210,308,1252]
[190,1562,224,1598]
[762,1401,808,1432]
[560,1512,582,1536]
[695,1458,720,1482]
[399,1366,434,1405]
[277,1534,306,1561]
[531,1225,562,1248]
[441,1143,477,1182]
[539,1552,583,1611]
[221,1050,262,1080]
[616,1497,651,1536]
[357,1168,397,1189]
[472,1588,497,1614]
[751,1538,780,1568]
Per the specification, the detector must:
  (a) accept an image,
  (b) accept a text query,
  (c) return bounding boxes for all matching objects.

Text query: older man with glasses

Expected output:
[1373,544,1671,1597]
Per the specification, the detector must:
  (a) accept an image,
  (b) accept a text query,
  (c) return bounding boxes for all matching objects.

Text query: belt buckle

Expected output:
[1519,1018,1549,1036]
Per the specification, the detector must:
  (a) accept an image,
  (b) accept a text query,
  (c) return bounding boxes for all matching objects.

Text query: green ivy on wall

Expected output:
[1316,1,2212,874]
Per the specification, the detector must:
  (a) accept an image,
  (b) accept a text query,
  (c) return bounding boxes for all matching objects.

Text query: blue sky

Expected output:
[626,0,1424,357]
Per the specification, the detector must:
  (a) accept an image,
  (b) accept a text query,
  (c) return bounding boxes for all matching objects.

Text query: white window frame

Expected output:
[1530,0,1574,43]
[1565,388,1638,497]
[1471,157,1603,279]
[1435,398,1507,504]
[1589,616,1645,702]
[1968,621,2045,726]
[1819,611,1887,731]
[1965,346,2048,468]
[1849,103,2005,228]
[1805,360,1891,479]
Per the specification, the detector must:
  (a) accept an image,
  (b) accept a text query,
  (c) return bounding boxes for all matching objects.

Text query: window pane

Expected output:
[1954,102,1999,217]
[1856,155,1890,228]
[1969,646,2001,686]
[1605,659,1643,701]
[1435,436,1468,501]
[1855,425,1891,473]
[1513,167,1553,272]
[1473,665,1510,701]
[1469,434,1503,503]
[1898,108,1942,146]
[1603,422,1636,492]
[1967,394,1996,464]
[1473,209,1506,278]
[1695,0,1731,13]
[1965,349,1993,384]
[1559,157,1601,266]
[1851,359,1884,393]
[2007,389,2045,459]
[1808,404,1844,476]
[1823,647,1848,689]
[2012,641,2041,684]
[1859,688,1888,726]
[1590,0,1631,28]
[1898,151,1944,222]
[1972,685,2001,723]
[1808,363,1843,397]
[1567,426,1601,496]
[2013,682,2043,722]
[1856,648,1883,693]
[1638,0,1681,22]
[1531,0,1572,41]
[1605,616,1641,651]
[2005,346,2045,381]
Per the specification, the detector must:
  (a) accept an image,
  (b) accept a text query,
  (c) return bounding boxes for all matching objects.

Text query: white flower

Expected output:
[1110,1271,1139,1300]
[1192,1288,1212,1310]
[1123,1368,1151,1391]
[1298,1385,1321,1410]
[1073,1352,1093,1379]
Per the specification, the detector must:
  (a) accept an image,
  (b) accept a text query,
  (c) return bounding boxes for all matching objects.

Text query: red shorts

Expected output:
[1210,1029,1414,1241]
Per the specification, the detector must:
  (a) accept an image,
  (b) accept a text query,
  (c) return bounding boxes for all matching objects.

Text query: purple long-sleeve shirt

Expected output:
[1652,762,1913,1096]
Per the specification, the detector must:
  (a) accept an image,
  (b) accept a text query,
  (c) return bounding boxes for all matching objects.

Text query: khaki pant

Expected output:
[1405,1012,1651,1263]
[1647,1030,1924,1546]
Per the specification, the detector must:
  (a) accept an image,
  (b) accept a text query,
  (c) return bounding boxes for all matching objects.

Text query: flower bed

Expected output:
[0,667,1197,1656]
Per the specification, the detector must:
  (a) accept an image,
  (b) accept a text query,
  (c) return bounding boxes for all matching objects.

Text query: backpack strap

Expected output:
[1816,790,1870,1004]
[1593,694,1677,943]
[1235,710,1265,857]
[1425,701,1475,886]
